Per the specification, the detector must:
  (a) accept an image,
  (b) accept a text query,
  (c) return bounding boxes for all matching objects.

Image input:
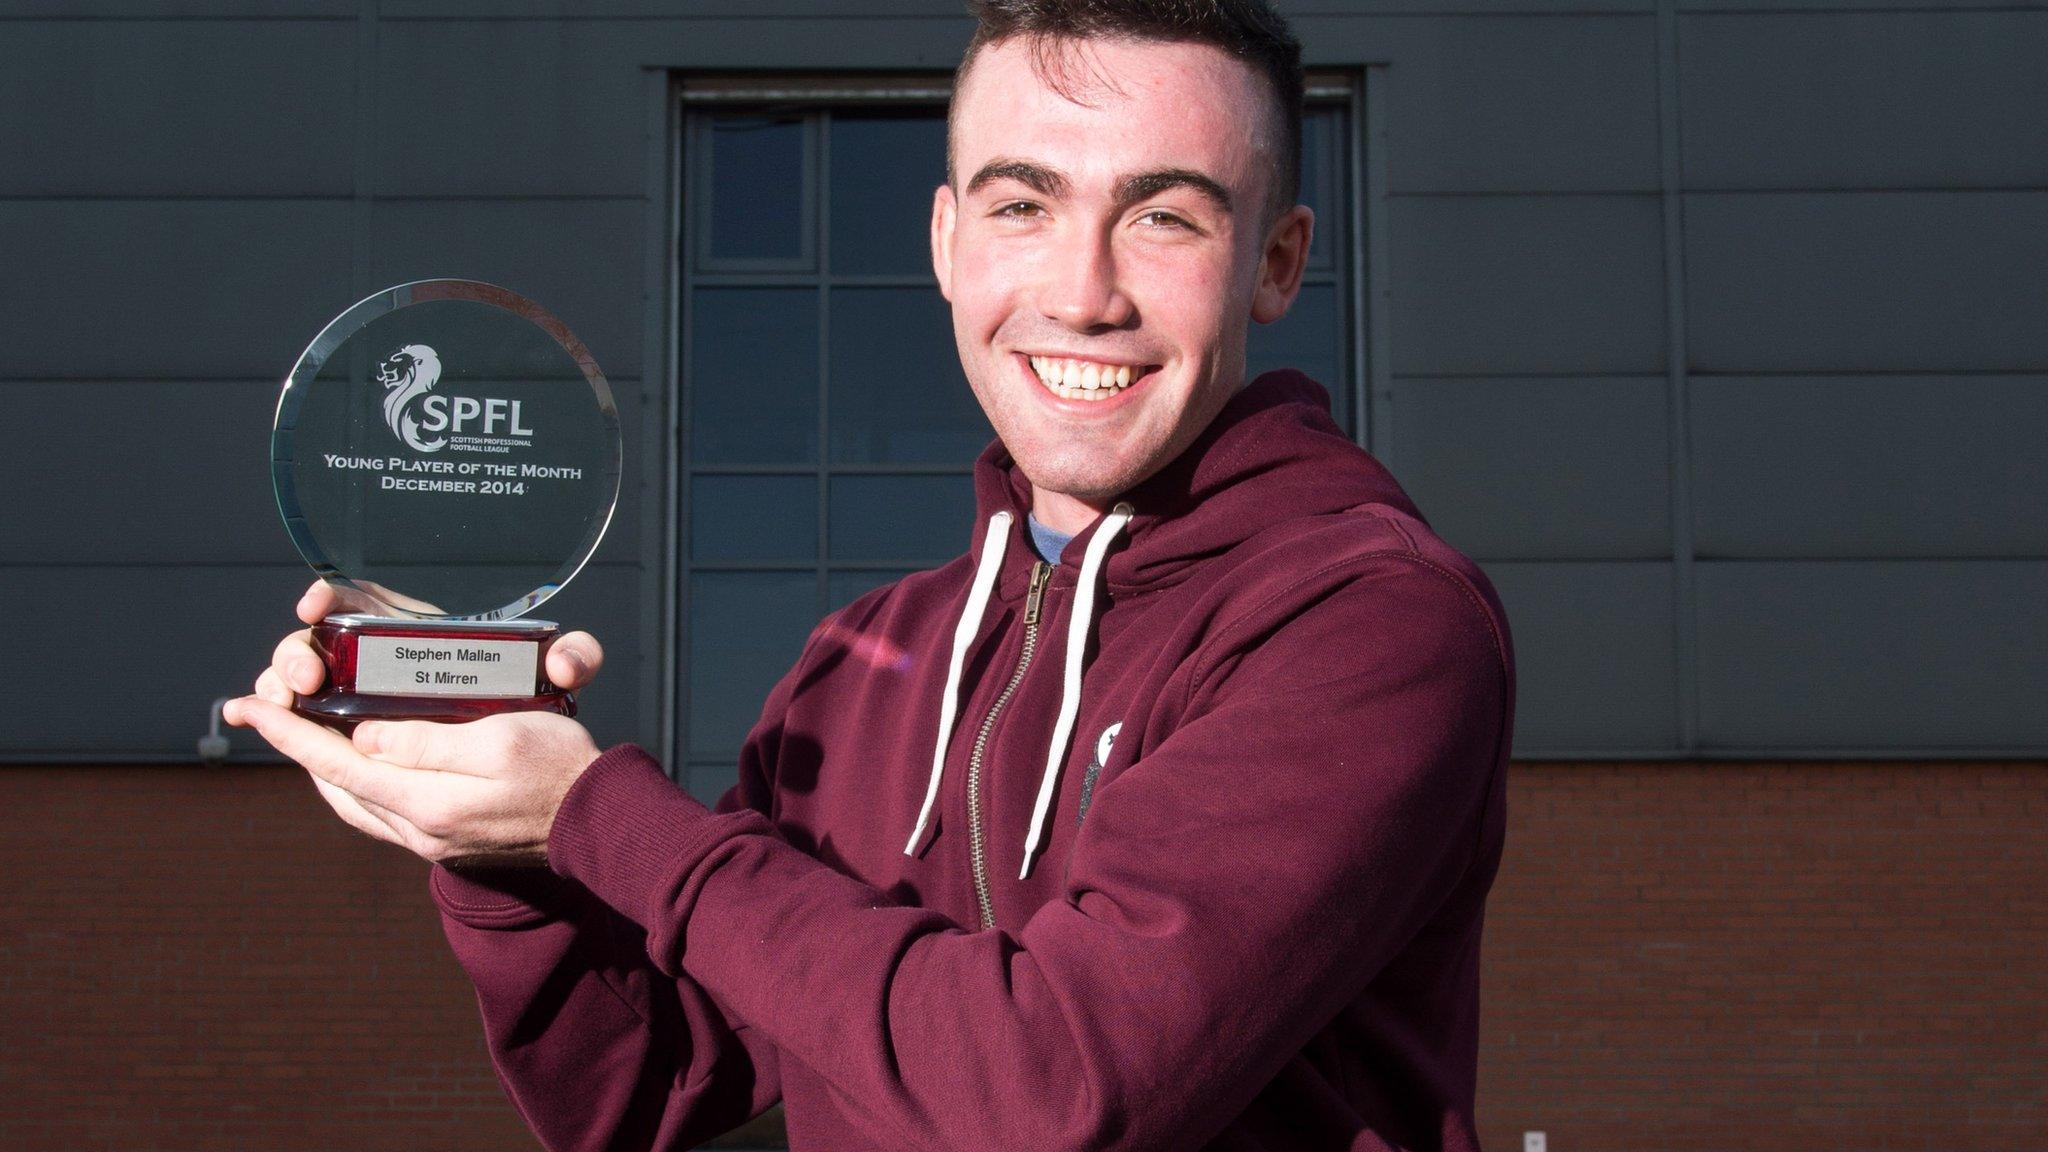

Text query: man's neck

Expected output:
[1030,486,1109,536]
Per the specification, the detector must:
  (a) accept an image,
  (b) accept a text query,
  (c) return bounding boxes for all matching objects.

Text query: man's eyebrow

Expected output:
[965,159,1071,199]
[1116,168,1233,214]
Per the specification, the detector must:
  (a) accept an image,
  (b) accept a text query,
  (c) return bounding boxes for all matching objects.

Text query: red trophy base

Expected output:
[293,614,575,732]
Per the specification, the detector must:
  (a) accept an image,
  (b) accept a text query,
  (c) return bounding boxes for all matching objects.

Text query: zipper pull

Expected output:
[1023,561,1052,625]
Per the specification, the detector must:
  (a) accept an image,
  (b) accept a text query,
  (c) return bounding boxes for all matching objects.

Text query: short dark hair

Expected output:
[949,0,1305,219]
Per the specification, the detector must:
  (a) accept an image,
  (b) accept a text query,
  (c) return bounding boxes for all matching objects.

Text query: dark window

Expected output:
[676,95,1358,799]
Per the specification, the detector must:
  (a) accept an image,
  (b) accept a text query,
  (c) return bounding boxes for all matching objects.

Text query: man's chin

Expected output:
[1013,455,1148,508]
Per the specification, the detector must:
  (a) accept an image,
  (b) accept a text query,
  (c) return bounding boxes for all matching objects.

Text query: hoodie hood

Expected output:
[969,370,1425,593]
[927,370,1437,875]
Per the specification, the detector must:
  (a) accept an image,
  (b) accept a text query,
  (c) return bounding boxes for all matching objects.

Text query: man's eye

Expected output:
[993,201,1043,218]
[1136,210,1193,230]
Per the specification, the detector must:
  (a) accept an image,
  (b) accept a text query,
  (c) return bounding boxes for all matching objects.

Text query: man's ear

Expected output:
[931,182,958,302]
[1251,204,1314,324]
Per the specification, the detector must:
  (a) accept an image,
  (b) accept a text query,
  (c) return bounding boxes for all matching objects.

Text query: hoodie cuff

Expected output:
[429,862,573,930]
[546,744,747,928]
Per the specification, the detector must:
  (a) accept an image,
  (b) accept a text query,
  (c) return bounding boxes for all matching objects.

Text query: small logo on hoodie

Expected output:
[1095,723,1122,766]
[1077,722,1122,825]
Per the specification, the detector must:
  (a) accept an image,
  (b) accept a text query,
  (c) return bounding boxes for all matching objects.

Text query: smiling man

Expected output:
[936,23,1309,538]
[230,2,1515,1149]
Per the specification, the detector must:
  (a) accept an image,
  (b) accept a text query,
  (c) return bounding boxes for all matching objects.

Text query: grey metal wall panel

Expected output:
[0,3,353,14]
[0,381,286,565]
[378,0,1656,12]
[383,0,971,14]
[1388,194,1666,376]
[366,199,646,378]
[513,561,646,748]
[0,565,312,757]
[0,562,644,757]
[0,379,647,565]
[8,2,2037,760]
[1696,560,2048,750]
[372,21,646,198]
[1391,376,1670,561]
[0,21,355,197]
[379,16,974,70]
[0,200,353,380]
[591,381,649,566]
[1291,0,1654,10]
[1692,376,2048,560]
[1685,192,2048,374]
[1680,12,2048,191]
[1677,0,2031,10]
[1298,15,1661,194]
[1487,561,1678,753]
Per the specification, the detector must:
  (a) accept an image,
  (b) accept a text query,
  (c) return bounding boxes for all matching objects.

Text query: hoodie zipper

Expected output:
[965,560,1052,930]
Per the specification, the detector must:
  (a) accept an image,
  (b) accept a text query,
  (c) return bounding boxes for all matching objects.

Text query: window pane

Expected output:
[829,568,917,611]
[687,763,738,806]
[702,114,810,266]
[690,475,818,563]
[830,112,947,276]
[829,474,975,564]
[1299,108,1340,272]
[689,288,818,465]
[688,571,818,758]
[828,287,991,465]
[1247,282,1346,431]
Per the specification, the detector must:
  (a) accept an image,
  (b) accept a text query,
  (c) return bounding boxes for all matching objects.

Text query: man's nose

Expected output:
[1038,230,1134,331]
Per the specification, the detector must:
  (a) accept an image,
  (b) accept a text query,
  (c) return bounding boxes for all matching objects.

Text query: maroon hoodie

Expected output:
[431,372,1515,1151]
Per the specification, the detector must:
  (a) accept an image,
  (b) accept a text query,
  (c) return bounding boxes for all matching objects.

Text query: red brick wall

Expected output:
[3,763,2041,1151]
[1477,763,2048,1152]
[0,765,538,1152]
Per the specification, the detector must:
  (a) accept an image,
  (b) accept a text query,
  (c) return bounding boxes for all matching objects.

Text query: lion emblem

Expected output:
[377,344,445,453]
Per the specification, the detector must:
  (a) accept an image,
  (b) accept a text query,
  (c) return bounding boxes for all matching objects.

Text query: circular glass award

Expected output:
[272,279,621,729]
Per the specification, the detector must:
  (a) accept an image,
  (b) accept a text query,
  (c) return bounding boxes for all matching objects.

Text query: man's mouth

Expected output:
[1027,355,1154,402]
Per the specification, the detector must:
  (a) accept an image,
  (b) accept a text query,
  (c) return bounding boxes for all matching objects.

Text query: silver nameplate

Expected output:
[355,635,537,698]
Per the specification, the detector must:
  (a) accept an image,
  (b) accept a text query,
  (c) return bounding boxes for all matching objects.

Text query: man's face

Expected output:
[933,36,1312,528]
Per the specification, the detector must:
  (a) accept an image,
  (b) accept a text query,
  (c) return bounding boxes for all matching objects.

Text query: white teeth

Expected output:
[1028,355,1142,400]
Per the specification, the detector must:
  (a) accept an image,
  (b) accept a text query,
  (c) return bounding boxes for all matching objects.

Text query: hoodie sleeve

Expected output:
[428,636,807,1151]
[430,856,778,1151]
[543,552,1511,1152]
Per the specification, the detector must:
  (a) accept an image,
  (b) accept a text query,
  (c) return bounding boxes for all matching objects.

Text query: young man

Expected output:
[230,2,1516,1148]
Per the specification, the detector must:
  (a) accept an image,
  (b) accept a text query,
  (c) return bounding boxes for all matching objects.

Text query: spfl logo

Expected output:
[378,344,445,452]
[377,344,534,455]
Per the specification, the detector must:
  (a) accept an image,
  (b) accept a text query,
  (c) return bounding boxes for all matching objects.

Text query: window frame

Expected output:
[666,74,1369,789]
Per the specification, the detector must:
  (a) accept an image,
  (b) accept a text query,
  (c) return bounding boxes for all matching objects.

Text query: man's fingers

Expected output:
[297,580,342,626]
[253,666,294,708]
[270,629,324,696]
[308,775,408,847]
[231,696,423,811]
[307,773,441,853]
[354,717,507,781]
[545,632,604,691]
[353,718,440,770]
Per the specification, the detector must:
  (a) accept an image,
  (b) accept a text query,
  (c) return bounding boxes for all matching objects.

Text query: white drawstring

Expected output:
[1020,502,1133,879]
[904,511,1012,856]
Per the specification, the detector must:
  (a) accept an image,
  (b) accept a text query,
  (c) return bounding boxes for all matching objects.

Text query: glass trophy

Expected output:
[271,279,621,730]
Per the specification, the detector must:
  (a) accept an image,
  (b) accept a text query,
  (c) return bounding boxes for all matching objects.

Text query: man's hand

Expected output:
[251,579,606,709]
[232,579,611,867]
[224,698,603,868]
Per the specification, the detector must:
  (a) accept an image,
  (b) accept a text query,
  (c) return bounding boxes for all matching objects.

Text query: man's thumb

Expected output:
[354,719,439,769]
[547,632,605,690]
